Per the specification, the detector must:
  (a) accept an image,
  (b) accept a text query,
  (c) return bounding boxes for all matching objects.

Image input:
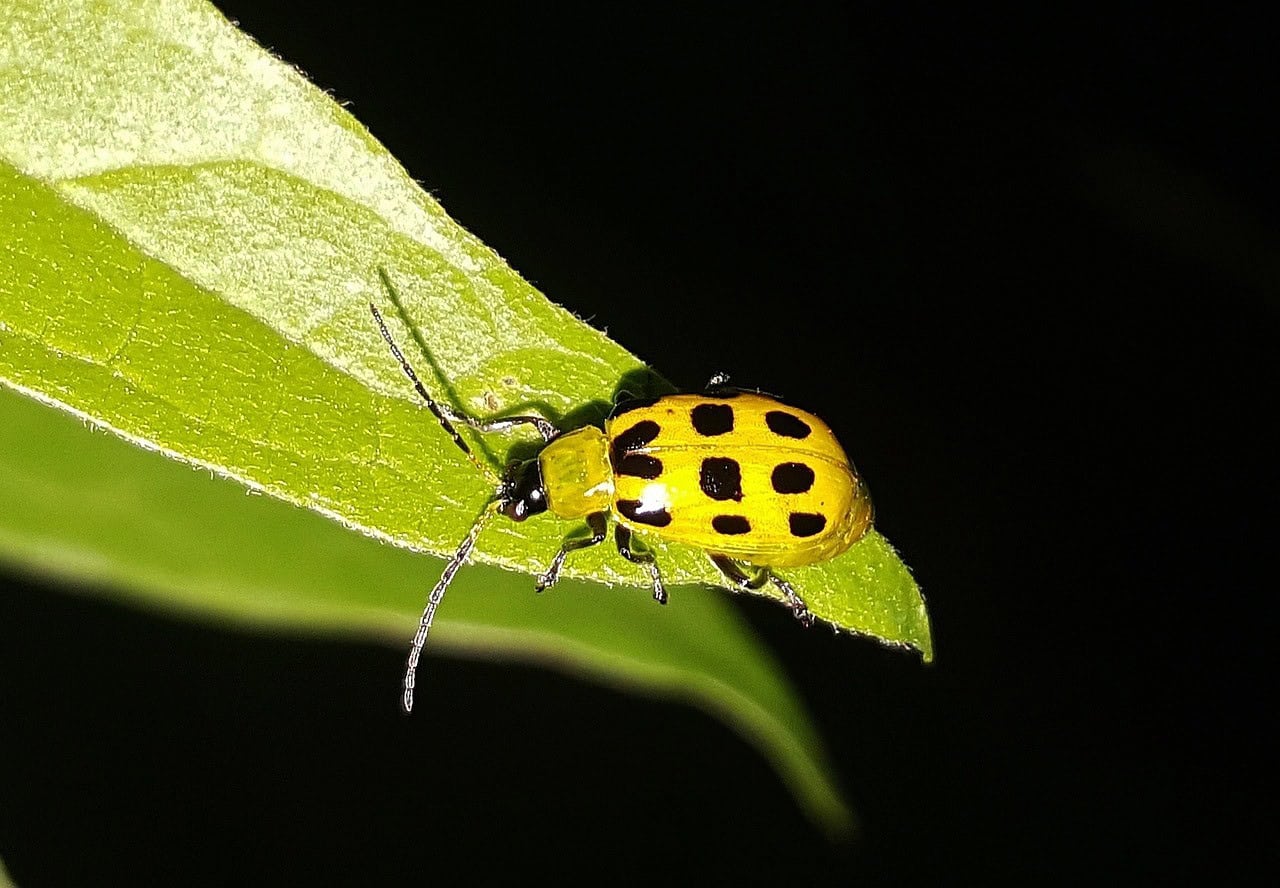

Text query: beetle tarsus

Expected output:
[769,573,815,627]
[791,601,815,628]
[652,582,668,605]
[534,556,564,593]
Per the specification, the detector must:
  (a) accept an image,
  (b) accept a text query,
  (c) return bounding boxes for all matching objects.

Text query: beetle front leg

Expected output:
[535,512,608,592]
[614,526,668,604]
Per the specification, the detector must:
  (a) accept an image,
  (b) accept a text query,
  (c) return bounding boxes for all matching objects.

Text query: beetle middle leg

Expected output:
[710,554,814,627]
[535,511,608,592]
[614,526,668,605]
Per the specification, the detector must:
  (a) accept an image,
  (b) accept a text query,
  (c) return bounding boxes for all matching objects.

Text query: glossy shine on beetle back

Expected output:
[605,393,873,567]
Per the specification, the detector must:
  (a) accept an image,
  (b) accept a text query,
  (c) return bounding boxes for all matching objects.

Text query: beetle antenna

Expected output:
[369,300,499,484]
[402,502,499,713]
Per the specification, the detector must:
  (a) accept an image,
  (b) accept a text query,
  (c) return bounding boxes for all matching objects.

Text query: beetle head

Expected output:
[498,458,548,521]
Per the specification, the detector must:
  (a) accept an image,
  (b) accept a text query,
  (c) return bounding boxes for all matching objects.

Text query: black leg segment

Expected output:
[614,525,668,604]
[769,573,815,627]
[709,553,769,590]
[439,404,558,442]
[710,554,814,627]
[535,511,608,592]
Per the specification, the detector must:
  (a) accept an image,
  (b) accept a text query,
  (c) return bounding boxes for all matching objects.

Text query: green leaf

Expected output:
[0,379,852,834]
[0,0,930,835]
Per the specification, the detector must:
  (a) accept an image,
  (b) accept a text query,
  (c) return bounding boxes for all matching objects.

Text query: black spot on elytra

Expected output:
[712,515,752,535]
[771,462,815,494]
[615,453,663,479]
[699,457,743,501]
[617,499,673,528]
[691,403,734,436]
[610,419,660,464]
[766,410,811,439]
[788,512,827,537]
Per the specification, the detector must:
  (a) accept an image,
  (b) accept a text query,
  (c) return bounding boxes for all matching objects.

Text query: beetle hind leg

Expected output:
[768,573,815,627]
[615,526,668,604]
[710,555,814,627]
[535,511,608,592]
[709,553,769,590]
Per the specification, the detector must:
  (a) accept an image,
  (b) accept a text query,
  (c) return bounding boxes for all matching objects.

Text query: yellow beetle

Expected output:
[370,305,873,712]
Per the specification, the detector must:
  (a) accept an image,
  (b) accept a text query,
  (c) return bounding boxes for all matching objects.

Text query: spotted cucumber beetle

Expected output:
[370,299,874,713]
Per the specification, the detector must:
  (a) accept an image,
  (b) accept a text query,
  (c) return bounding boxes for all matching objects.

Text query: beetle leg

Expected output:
[439,407,558,442]
[768,573,815,627]
[708,553,769,590]
[371,299,557,446]
[704,373,763,399]
[614,526,668,604]
[711,556,811,624]
[535,511,608,592]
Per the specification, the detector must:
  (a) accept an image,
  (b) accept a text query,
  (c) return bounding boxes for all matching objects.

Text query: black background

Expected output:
[2,4,1274,884]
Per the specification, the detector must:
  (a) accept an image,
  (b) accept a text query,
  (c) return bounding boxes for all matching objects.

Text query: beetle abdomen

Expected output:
[606,393,872,566]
